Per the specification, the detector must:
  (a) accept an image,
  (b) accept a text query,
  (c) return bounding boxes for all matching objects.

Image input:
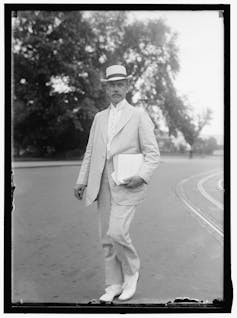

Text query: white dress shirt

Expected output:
[107,99,127,159]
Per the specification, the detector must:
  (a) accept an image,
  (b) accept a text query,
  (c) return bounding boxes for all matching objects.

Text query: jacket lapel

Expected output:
[99,101,134,145]
[99,107,110,144]
[112,101,134,139]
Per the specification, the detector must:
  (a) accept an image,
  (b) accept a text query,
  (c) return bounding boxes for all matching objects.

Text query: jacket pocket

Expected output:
[121,183,145,193]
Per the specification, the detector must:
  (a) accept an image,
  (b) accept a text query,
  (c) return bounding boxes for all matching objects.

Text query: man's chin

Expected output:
[111,97,123,104]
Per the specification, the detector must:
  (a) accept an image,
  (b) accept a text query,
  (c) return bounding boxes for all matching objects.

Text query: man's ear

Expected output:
[103,82,109,93]
[126,78,132,91]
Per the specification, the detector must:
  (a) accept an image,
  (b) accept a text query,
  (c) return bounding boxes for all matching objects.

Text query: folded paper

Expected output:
[112,154,144,185]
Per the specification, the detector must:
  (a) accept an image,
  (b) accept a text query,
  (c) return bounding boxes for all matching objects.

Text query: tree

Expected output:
[13,10,212,157]
[180,108,212,158]
[87,12,211,145]
[13,11,98,156]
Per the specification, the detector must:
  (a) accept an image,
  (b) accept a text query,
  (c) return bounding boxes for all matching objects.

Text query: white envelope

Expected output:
[112,153,144,185]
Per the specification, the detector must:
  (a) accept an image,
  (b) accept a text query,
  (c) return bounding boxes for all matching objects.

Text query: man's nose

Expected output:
[112,84,119,90]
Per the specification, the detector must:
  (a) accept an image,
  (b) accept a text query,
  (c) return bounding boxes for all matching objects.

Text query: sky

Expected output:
[129,10,224,138]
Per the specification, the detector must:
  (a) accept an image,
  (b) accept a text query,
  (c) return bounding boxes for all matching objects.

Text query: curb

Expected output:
[12,162,82,169]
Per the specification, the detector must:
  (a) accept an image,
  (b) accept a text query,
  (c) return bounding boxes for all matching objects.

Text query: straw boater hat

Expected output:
[101,65,132,82]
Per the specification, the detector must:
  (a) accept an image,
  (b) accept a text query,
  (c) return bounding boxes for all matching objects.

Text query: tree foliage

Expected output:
[193,136,218,155]
[13,11,99,156]
[180,107,212,147]
[13,10,212,157]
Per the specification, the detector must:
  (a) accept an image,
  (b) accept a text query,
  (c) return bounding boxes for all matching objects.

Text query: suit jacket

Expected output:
[76,100,160,206]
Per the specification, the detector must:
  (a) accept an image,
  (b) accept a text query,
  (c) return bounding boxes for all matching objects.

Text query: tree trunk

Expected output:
[189,147,193,159]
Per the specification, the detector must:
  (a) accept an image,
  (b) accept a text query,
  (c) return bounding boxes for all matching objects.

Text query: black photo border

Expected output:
[4,3,232,314]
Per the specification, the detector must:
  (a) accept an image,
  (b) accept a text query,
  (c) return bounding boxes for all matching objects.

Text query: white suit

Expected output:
[76,100,160,286]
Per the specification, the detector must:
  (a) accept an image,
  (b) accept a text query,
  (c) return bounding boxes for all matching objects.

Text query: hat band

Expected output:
[106,73,127,80]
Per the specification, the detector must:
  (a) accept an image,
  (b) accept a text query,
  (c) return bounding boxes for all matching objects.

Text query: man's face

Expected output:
[106,80,129,105]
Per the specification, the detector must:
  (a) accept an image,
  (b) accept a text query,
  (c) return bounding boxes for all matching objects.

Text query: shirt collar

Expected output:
[110,99,127,112]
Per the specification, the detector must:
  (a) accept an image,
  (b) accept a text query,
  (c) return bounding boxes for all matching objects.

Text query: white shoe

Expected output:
[118,272,139,301]
[99,284,123,302]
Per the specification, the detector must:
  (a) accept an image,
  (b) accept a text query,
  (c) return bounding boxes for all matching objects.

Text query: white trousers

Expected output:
[97,160,140,287]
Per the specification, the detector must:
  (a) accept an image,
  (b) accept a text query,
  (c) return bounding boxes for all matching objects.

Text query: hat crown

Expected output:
[101,64,131,82]
[106,65,127,78]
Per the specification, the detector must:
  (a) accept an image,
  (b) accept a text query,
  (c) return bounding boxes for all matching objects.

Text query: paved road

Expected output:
[12,156,224,304]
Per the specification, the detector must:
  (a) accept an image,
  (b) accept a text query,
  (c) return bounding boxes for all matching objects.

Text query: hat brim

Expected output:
[101,75,132,82]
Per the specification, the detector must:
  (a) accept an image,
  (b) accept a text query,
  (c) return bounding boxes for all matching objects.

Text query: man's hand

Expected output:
[122,176,145,189]
[74,184,87,200]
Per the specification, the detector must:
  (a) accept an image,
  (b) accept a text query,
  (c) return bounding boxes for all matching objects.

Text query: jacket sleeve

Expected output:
[75,114,97,185]
[137,110,160,184]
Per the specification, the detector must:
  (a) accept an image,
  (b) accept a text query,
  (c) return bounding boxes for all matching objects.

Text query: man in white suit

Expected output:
[74,65,160,302]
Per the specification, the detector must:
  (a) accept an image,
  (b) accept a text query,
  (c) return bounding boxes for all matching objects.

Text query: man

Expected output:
[74,65,160,302]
